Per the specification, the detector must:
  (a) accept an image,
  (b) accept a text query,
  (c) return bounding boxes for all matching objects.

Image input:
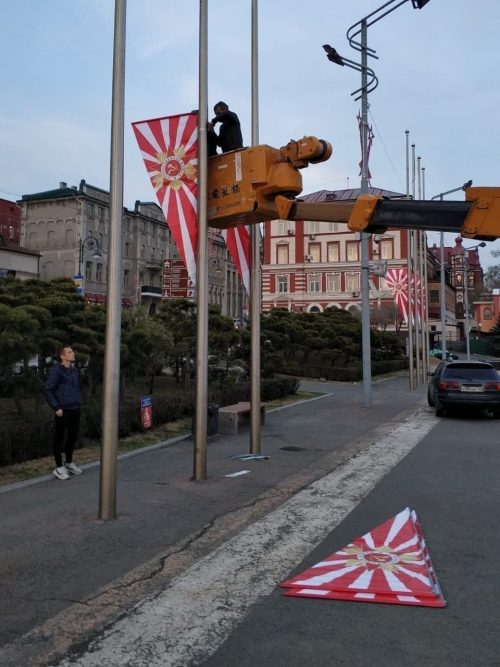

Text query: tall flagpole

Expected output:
[250,0,261,453]
[405,130,414,390]
[99,0,126,520]
[193,0,209,480]
[411,143,421,387]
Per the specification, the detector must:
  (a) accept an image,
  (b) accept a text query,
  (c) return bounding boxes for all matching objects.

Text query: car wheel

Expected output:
[427,390,435,407]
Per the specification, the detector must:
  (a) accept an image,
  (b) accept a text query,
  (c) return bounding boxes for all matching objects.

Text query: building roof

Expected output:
[302,186,405,203]
[0,235,40,257]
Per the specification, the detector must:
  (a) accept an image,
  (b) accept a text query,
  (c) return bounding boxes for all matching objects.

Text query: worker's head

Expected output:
[213,101,228,116]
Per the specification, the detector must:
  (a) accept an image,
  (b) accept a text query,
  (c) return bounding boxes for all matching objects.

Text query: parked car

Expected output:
[427,360,500,417]
[429,348,459,361]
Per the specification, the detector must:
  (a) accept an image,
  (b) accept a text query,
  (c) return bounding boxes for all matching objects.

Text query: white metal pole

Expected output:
[99,0,126,520]
[405,130,414,390]
[250,0,261,453]
[440,226,446,356]
[464,252,471,360]
[411,144,420,386]
[193,0,209,480]
[421,166,429,377]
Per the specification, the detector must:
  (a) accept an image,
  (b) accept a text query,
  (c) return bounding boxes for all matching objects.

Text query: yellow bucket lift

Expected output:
[207,137,500,241]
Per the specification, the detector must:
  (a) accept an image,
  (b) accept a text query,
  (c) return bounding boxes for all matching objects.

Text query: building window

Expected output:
[327,242,340,262]
[85,202,94,217]
[455,274,463,286]
[379,239,393,259]
[98,206,105,223]
[277,244,289,264]
[85,261,92,281]
[96,263,103,282]
[125,241,130,257]
[346,272,360,292]
[327,222,339,232]
[346,241,359,262]
[47,230,55,247]
[278,275,289,293]
[308,243,321,262]
[123,269,130,287]
[141,244,145,258]
[308,273,321,293]
[305,221,320,234]
[278,220,290,235]
[327,273,341,292]
[484,307,493,320]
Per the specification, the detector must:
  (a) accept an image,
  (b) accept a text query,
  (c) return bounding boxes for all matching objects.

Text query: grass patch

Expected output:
[0,392,324,487]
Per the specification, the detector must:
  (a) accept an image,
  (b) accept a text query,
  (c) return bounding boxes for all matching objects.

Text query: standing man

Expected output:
[43,345,83,480]
[208,101,243,154]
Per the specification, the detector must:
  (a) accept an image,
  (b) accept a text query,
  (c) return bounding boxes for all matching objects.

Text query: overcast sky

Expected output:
[1,0,499,268]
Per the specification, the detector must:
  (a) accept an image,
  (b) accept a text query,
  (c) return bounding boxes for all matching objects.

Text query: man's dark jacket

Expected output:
[211,110,243,153]
[43,364,81,412]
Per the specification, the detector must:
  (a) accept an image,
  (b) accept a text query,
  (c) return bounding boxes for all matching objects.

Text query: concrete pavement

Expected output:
[1,376,499,665]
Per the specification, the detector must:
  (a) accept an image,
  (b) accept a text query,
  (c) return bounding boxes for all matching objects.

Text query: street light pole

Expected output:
[359,19,372,408]
[431,181,473,358]
[78,235,102,278]
[462,240,486,360]
[325,0,431,406]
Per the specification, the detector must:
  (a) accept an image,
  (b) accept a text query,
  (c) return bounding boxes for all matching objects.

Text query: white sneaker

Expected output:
[53,466,70,480]
[64,462,83,475]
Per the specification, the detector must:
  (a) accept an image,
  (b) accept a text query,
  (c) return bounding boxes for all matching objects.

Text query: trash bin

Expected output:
[191,403,219,437]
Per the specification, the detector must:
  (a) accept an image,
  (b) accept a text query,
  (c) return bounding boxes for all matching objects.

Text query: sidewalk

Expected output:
[1,377,431,665]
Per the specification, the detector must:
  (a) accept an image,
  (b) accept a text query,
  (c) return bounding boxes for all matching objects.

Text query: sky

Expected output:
[0,0,499,269]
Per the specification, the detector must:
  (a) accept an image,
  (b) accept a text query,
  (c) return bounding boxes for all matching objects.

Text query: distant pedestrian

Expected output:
[208,101,243,154]
[43,346,83,480]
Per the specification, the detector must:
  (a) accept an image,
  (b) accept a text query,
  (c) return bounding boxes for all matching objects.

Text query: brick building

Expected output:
[19,180,246,316]
[262,187,411,318]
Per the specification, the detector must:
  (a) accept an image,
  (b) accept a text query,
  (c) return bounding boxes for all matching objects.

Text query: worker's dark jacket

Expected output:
[211,110,243,153]
[43,364,81,412]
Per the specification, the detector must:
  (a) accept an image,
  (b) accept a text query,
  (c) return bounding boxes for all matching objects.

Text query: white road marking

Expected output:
[59,408,436,667]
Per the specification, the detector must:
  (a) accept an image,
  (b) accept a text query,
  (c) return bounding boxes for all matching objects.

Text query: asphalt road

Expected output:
[1,376,499,666]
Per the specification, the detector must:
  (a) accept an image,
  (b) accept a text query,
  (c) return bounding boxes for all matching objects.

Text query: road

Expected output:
[1,376,499,666]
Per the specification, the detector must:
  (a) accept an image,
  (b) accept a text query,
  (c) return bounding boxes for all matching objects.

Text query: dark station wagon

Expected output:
[427,361,500,417]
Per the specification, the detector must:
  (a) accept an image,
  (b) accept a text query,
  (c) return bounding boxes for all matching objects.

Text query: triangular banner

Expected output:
[281,507,446,608]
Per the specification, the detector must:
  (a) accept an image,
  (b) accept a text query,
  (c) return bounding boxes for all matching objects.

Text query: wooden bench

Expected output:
[218,401,266,435]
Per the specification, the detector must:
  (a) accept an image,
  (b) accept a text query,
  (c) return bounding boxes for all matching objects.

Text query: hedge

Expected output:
[0,374,300,466]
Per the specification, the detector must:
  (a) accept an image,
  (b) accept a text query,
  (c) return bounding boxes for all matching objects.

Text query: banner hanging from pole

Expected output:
[222,226,251,294]
[132,112,199,285]
[133,112,251,293]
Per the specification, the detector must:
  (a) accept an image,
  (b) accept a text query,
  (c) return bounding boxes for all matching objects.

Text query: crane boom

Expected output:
[207,138,500,240]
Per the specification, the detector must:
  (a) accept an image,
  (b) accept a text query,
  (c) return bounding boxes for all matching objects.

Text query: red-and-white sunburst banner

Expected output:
[222,226,251,294]
[385,268,424,325]
[132,112,199,285]
[132,112,251,294]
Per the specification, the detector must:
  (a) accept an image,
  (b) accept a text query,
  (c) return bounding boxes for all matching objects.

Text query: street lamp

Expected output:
[78,234,102,278]
[461,241,486,360]
[431,180,472,357]
[323,0,431,407]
